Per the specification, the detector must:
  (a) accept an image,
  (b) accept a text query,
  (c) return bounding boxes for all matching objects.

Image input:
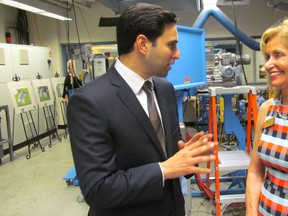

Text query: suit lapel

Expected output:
[107,67,167,159]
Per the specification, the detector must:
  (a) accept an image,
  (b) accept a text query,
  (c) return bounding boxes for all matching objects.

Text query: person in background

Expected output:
[62,59,82,104]
[67,3,216,216]
[246,17,288,215]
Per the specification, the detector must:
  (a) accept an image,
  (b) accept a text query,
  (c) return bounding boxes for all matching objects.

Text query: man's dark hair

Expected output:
[116,3,178,56]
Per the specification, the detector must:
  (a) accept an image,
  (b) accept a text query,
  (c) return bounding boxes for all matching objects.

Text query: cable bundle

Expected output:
[16,10,29,45]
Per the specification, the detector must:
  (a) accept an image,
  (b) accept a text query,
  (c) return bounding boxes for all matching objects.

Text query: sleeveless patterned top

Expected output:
[258,99,288,216]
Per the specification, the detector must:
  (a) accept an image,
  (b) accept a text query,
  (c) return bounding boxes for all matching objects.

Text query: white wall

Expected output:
[0,44,62,147]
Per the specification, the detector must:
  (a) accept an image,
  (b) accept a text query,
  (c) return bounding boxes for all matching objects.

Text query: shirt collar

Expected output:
[115,59,153,94]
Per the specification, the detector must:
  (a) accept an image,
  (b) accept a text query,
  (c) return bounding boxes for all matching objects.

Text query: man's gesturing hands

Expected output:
[161,131,216,180]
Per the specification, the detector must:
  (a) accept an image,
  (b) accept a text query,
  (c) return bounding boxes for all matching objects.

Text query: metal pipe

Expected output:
[193,7,260,51]
[46,0,91,10]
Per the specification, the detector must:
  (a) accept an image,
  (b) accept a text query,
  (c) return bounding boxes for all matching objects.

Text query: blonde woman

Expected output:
[62,59,82,104]
[246,17,288,215]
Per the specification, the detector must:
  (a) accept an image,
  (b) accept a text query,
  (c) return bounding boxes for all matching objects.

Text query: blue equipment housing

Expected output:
[166,25,206,123]
[166,25,206,90]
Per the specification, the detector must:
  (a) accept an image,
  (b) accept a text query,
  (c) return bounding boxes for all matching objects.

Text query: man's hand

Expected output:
[177,131,206,150]
[161,132,216,180]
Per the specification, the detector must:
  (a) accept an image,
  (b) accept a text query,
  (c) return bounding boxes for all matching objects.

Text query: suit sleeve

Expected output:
[67,91,164,209]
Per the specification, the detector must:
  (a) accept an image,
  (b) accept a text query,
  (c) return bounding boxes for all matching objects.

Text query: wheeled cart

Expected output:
[63,166,79,186]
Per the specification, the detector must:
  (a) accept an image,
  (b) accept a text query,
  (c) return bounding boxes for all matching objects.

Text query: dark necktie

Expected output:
[142,81,166,156]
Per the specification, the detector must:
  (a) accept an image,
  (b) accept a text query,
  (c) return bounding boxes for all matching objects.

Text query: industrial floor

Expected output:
[0,130,246,216]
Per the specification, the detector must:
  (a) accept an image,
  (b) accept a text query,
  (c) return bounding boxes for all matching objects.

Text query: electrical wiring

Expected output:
[65,0,71,61]
[71,0,85,69]
[16,9,29,45]
[231,0,248,85]
[78,6,92,43]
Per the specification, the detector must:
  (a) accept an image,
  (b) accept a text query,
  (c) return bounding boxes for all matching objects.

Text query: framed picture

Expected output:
[50,77,65,103]
[32,79,54,108]
[7,80,37,114]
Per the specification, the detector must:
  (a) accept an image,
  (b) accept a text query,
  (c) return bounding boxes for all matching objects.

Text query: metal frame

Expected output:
[0,105,13,163]
[207,86,258,216]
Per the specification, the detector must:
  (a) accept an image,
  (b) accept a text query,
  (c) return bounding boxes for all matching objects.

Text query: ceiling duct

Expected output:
[266,0,288,11]
[58,0,92,10]
[99,17,119,27]
[96,0,202,14]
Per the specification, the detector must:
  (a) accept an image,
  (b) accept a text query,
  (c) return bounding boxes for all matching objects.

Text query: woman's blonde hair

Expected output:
[67,59,75,75]
[260,17,288,98]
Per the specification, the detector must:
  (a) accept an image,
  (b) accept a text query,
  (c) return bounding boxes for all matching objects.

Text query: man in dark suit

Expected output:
[67,3,216,216]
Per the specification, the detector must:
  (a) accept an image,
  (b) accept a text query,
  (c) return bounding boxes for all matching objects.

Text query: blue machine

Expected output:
[165,26,207,209]
[166,25,206,91]
[166,25,206,123]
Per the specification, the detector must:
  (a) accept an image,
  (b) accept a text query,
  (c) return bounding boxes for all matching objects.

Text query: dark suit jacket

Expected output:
[67,65,185,216]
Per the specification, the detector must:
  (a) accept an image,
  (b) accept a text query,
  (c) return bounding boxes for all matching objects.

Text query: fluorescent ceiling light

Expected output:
[0,0,71,21]
[1,0,45,13]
